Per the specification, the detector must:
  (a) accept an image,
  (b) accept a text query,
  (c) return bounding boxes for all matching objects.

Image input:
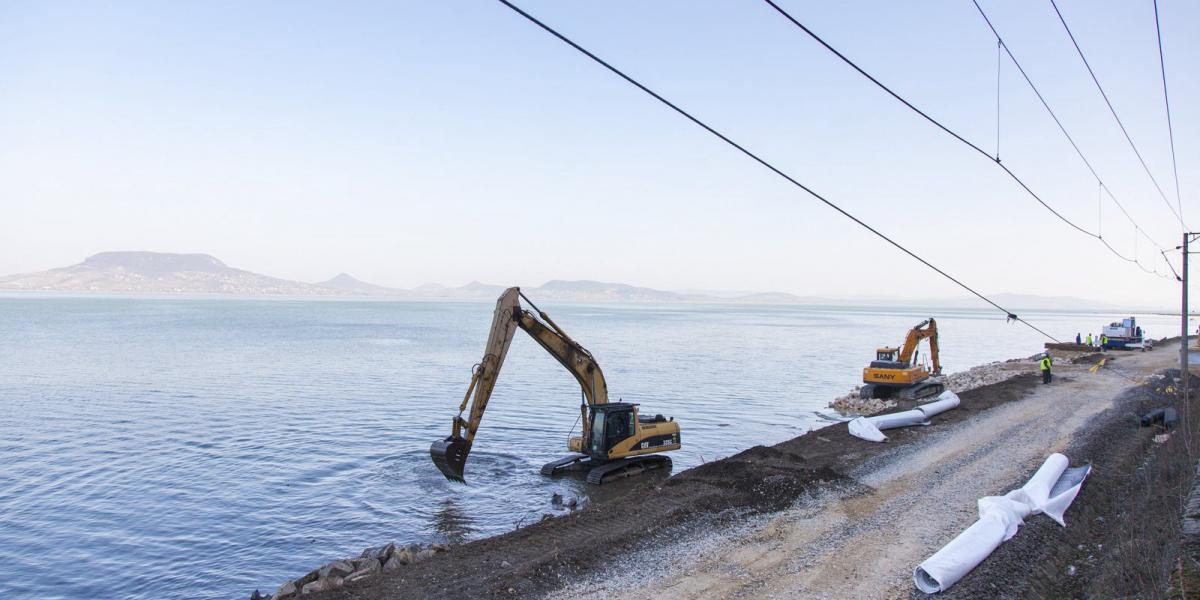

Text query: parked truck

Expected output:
[1102,317,1151,350]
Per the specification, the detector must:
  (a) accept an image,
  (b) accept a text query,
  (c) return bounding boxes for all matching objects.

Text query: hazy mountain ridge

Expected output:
[0,251,1136,309]
[0,251,337,296]
[316,273,402,294]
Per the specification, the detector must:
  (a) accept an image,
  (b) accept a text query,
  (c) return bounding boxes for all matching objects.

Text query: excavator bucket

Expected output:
[430,435,471,483]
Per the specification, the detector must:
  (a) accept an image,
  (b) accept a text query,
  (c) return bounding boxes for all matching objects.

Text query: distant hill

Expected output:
[534,280,686,302]
[0,251,1144,309]
[316,272,401,294]
[0,251,336,295]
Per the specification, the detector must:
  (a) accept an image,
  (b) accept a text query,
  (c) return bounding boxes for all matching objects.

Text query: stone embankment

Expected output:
[254,542,450,599]
[829,349,1101,415]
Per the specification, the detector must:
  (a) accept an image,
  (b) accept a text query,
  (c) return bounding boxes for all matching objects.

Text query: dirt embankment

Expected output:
[286,346,1192,600]
[304,374,1038,600]
[538,347,1191,599]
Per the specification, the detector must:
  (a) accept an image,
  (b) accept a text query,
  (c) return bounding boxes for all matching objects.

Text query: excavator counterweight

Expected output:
[430,287,681,484]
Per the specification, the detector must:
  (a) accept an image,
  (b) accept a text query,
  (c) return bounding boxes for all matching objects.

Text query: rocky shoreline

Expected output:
[255,542,451,599]
[246,352,1070,599]
[250,357,1055,600]
[827,348,1111,415]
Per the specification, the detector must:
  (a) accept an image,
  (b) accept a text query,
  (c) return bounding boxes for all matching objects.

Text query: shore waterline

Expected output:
[0,296,1176,599]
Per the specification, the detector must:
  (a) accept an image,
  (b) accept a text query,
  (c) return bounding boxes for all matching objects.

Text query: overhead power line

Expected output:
[1153,0,1184,226]
[763,0,1169,277]
[970,0,1171,271]
[1048,0,1185,231]
[495,0,1063,342]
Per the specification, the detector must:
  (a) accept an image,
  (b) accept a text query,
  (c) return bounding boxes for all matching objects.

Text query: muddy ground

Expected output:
[314,374,1039,600]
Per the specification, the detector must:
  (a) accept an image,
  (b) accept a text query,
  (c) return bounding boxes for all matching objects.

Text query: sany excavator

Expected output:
[430,287,681,485]
[860,318,945,401]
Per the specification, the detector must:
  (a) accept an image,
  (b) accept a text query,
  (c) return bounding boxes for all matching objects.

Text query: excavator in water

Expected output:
[430,287,681,485]
[860,318,945,401]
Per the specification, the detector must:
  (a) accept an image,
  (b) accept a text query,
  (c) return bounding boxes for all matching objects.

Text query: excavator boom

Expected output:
[897,318,941,374]
[430,287,617,483]
[430,288,521,481]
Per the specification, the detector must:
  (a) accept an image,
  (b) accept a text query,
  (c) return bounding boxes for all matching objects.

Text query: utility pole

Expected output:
[1184,233,1190,404]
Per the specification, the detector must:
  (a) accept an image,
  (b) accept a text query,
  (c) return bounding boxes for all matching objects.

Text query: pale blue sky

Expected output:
[1,1,1196,306]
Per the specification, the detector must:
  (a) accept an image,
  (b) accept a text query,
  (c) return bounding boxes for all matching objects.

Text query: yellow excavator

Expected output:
[430,287,681,485]
[860,318,945,401]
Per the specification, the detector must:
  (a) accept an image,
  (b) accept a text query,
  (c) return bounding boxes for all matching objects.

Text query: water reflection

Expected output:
[431,498,475,543]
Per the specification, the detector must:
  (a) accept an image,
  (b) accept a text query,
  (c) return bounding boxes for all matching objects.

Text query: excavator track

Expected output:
[584,455,672,485]
[541,455,673,485]
[897,380,945,401]
[540,453,589,476]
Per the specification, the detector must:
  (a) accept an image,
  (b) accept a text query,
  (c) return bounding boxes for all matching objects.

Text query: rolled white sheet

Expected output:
[913,453,1091,594]
[848,390,959,443]
[915,391,960,419]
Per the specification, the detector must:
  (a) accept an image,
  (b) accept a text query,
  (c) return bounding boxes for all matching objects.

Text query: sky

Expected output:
[1,0,1196,308]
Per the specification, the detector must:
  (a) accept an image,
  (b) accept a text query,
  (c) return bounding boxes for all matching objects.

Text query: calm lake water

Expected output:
[0,295,1179,599]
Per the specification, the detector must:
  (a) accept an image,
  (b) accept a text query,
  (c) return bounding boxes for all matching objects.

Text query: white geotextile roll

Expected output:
[848,390,958,443]
[913,506,1024,593]
[1013,452,1069,511]
[848,410,926,442]
[916,390,960,419]
[913,453,1091,594]
[847,417,888,442]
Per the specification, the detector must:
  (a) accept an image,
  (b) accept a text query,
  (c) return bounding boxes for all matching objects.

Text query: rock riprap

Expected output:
[266,541,451,599]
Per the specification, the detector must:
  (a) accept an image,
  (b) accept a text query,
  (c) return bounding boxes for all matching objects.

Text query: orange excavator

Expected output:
[860,318,944,401]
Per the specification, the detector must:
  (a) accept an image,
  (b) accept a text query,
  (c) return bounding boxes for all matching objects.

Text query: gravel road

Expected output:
[547,348,1181,600]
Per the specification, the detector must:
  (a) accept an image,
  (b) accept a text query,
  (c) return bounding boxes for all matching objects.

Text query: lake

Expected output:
[0,295,1178,599]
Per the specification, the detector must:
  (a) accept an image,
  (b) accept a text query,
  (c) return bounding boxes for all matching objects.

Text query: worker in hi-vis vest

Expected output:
[1086,333,1093,346]
[1040,354,1052,384]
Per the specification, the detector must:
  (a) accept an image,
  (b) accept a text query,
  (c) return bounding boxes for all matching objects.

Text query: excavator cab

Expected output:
[550,402,677,484]
[587,404,637,457]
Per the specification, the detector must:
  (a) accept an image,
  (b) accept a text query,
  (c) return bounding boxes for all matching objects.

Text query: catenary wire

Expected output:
[763,0,1169,276]
[1048,0,1185,230]
[763,0,1166,276]
[1153,0,1184,226]
[971,0,1171,258]
[494,0,1064,342]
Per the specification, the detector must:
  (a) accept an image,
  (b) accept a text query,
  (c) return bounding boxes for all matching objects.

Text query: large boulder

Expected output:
[318,560,354,580]
[376,542,396,561]
[352,557,381,574]
[360,542,395,562]
[301,576,343,595]
[345,559,381,584]
[274,581,298,599]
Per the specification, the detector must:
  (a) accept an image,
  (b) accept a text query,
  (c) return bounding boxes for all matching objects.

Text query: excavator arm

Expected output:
[430,287,609,482]
[897,318,941,375]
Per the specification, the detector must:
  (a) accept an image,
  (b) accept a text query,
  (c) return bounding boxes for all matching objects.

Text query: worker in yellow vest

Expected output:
[1040,354,1052,384]
[1086,333,1093,346]
[1100,334,1108,351]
